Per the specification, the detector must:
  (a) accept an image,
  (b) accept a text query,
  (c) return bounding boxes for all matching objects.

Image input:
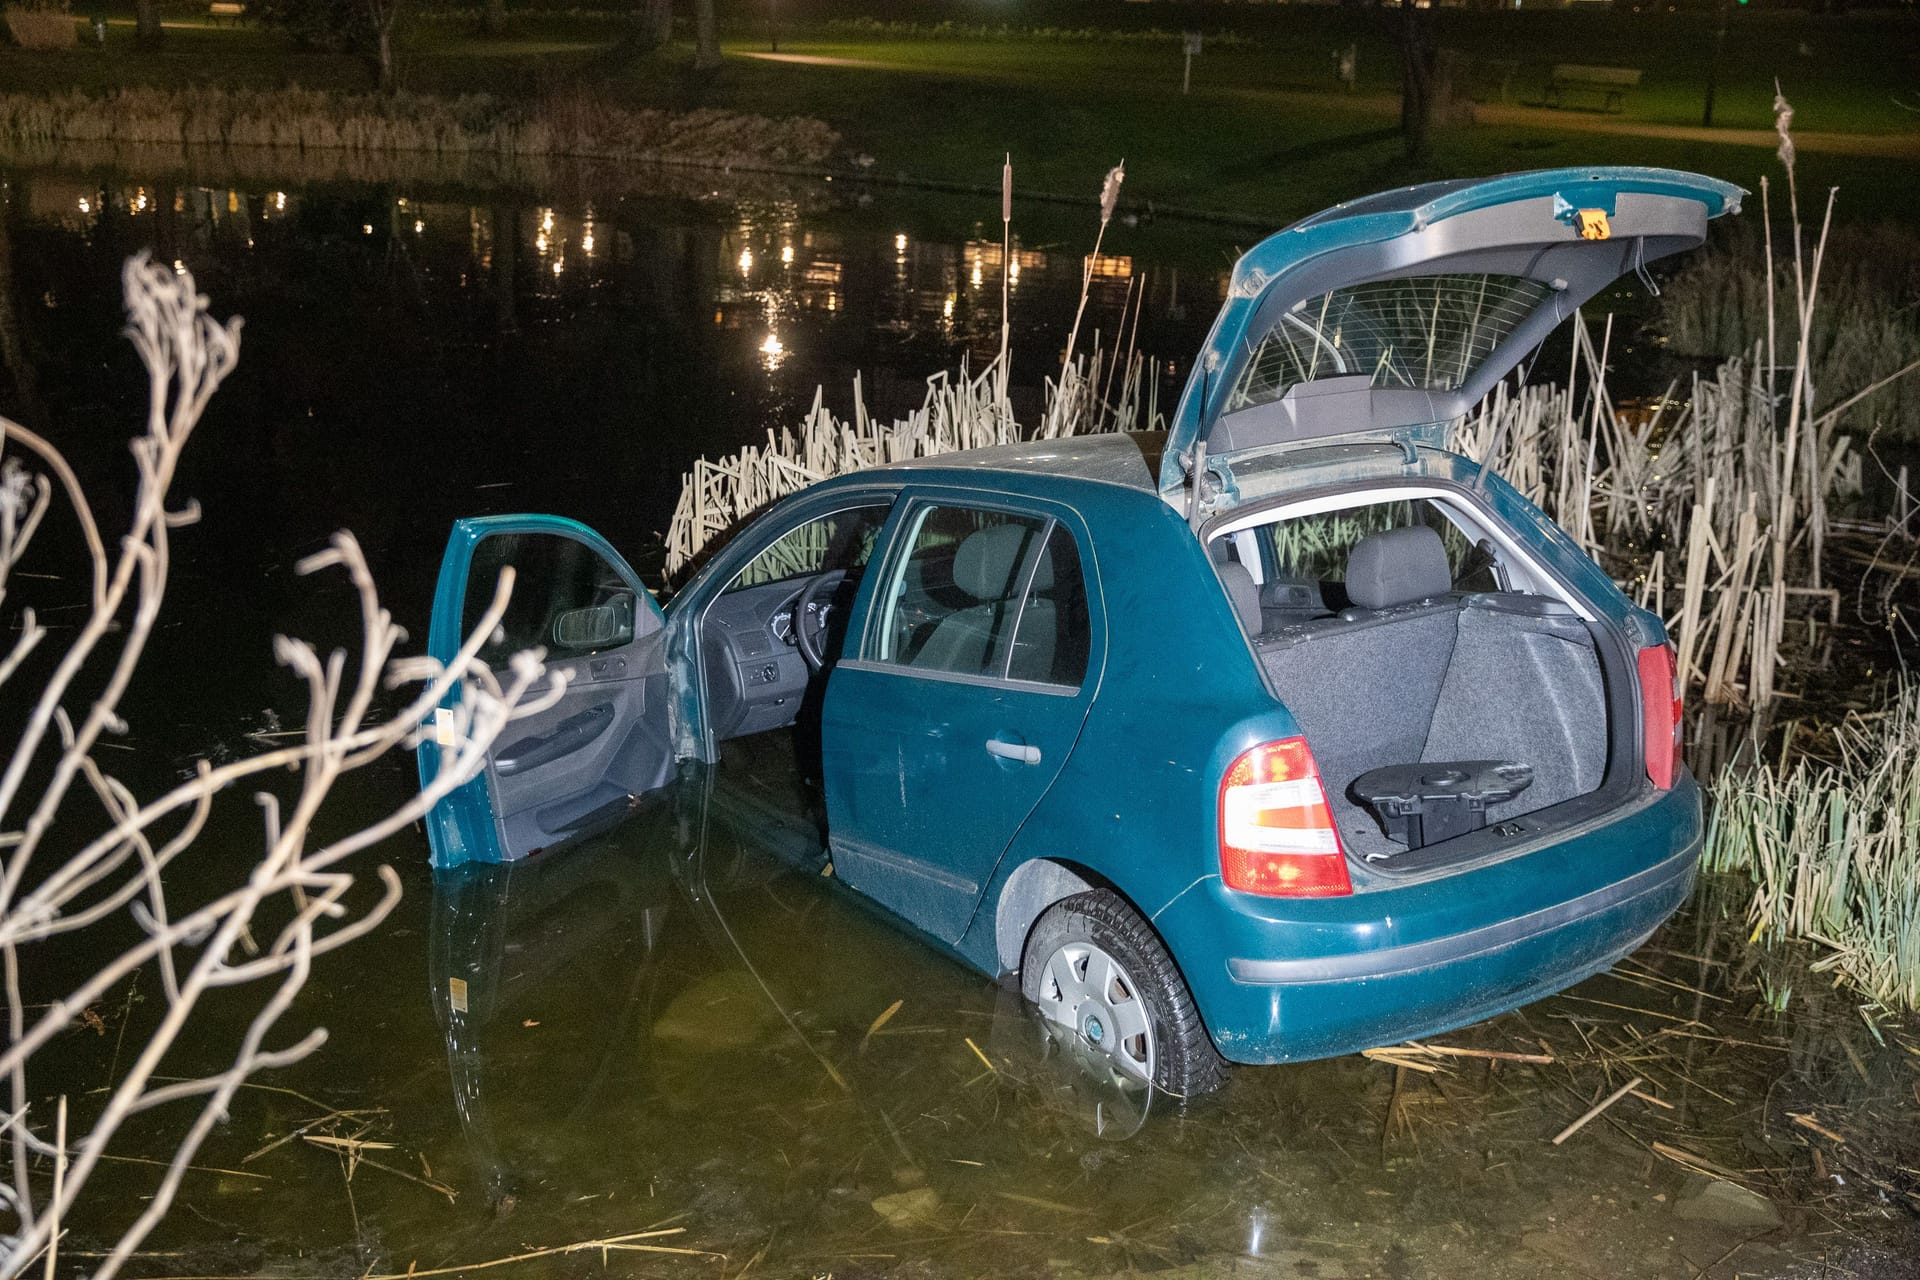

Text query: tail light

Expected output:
[1218,737,1351,898]
[1637,643,1683,789]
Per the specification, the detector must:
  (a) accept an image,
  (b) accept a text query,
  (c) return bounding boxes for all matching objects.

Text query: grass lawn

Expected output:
[615,36,1919,226]
[3,6,1915,226]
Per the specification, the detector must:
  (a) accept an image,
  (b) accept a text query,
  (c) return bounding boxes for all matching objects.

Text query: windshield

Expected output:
[1227,273,1552,412]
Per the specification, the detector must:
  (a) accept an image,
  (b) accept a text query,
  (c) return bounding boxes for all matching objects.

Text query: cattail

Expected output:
[1001,153,1012,224]
[1099,161,1125,224]
[1772,84,1796,178]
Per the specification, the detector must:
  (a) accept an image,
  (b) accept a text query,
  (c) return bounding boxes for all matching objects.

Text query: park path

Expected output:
[741,50,1920,161]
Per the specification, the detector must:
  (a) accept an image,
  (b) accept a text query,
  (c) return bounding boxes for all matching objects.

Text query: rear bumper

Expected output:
[1162,775,1702,1065]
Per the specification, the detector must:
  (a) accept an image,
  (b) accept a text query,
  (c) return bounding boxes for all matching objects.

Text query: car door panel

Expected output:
[821,494,1102,943]
[420,516,672,870]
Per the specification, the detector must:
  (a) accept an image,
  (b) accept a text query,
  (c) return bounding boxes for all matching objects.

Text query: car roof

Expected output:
[856,431,1165,494]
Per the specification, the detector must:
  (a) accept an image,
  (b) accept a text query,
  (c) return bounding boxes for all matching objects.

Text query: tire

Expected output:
[1020,889,1228,1098]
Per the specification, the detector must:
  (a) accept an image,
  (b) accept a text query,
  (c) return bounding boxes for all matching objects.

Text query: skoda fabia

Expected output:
[419,167,1732,1095]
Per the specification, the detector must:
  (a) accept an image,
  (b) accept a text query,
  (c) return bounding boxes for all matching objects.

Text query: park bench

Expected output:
[207,1,246,23]
[1544,64,1642,113]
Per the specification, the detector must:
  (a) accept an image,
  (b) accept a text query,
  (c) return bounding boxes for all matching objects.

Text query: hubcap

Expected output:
[1034,940,1155,1085]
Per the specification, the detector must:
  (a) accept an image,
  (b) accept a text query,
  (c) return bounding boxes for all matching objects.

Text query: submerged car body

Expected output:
[419,167,1736,1091]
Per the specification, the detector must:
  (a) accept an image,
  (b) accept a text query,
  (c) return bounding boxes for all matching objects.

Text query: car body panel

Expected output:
[1152,777,1701,1062]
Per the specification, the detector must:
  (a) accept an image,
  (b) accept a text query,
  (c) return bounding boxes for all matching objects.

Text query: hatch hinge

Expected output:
[1391,431,1419,467]
[1189,457,1239,529]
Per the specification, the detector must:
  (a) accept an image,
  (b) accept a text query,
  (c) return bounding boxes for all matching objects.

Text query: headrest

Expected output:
[1218,562,1262,635]
[1345,525,1451,610]
[952,524,1051,601]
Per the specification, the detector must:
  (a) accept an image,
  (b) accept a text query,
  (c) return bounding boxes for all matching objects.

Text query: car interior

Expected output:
[699,500,1093,756]
[1209,495,1615,866]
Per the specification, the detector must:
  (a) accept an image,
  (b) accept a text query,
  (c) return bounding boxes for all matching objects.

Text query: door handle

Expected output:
[985,738,1041,765]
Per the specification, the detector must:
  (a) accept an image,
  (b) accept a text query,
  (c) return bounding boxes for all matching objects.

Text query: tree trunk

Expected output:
[376,24,395,91]
[1701,0,1731,127]
[647,0,672,47]
[693,0,721,71]
[134,0,163,48]
[1397,0,1435,165]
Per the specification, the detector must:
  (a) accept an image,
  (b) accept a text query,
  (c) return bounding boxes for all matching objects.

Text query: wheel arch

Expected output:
[996,856,1162,978]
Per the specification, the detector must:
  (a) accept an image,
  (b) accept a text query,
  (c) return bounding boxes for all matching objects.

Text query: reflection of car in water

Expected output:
[429,756,1152,1205]
[420,168,1734,1098]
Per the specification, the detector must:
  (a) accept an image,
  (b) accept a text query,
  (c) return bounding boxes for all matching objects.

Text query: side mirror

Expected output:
[551,592,635,651]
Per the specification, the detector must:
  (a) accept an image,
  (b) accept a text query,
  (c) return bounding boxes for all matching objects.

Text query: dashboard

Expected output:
[701,575,832,741]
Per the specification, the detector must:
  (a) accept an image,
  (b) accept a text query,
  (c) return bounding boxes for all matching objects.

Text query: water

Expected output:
[7,159,1920,1277]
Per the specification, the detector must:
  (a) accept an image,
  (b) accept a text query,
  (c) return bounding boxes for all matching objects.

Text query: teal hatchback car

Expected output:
[419,167,1731,1096]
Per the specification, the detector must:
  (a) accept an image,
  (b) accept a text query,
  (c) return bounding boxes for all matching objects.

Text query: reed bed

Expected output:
[0,87,839,169]
[662,334,1168,580]
[1450,129,1918,720]
[3,6,76,49]
[1705,683,1920,1012]
[1660,222,1920,441]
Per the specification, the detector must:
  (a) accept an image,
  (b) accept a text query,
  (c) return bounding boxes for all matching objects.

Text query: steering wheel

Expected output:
[792,569,855,671]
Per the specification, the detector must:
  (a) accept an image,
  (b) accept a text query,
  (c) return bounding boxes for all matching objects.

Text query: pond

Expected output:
[6,157,1918,1279]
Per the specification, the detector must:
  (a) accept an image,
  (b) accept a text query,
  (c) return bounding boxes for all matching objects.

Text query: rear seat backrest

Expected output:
[1344,526,1453,612]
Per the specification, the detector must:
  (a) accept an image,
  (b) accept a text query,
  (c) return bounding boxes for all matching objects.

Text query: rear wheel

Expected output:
[1020,890,1227,1097]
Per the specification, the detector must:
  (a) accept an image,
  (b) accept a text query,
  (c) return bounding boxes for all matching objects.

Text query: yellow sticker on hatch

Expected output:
[1576,209,1611,241]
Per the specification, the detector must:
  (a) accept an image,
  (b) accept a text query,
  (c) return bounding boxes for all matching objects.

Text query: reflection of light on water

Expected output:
[970,263,983,288]
[553,257,565,276]
[362,224,373,235]
[414,220,425,234]
[172,259,186,276]
[582,230,594,256]
[540,208,555,233]
[76,197,90,214]
[942,295,954,320]
[1009,257,1022,282]
[894,232,908,253]
[272,191,284,211]
[738,247,754,276]
[760,332,787,370]
[780,244,794,266]
[536,233,549,254]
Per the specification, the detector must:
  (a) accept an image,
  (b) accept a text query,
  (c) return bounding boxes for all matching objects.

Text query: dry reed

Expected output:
[0,87,838,170]
[2,7,75,48]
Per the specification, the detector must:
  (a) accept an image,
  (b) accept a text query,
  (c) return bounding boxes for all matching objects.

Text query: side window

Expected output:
[869,505,1058,680]
[725,504,892,592]
[1008,526,1091,687]
[464,533,639,664]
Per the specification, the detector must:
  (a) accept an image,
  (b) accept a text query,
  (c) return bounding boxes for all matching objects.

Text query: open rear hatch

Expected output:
[1159,166,1744,521]
[1181,168,1733,875]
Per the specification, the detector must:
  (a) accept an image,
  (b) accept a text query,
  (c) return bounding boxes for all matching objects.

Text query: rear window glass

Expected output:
[1217,497,1503,617]
[1227,273,1551,411]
